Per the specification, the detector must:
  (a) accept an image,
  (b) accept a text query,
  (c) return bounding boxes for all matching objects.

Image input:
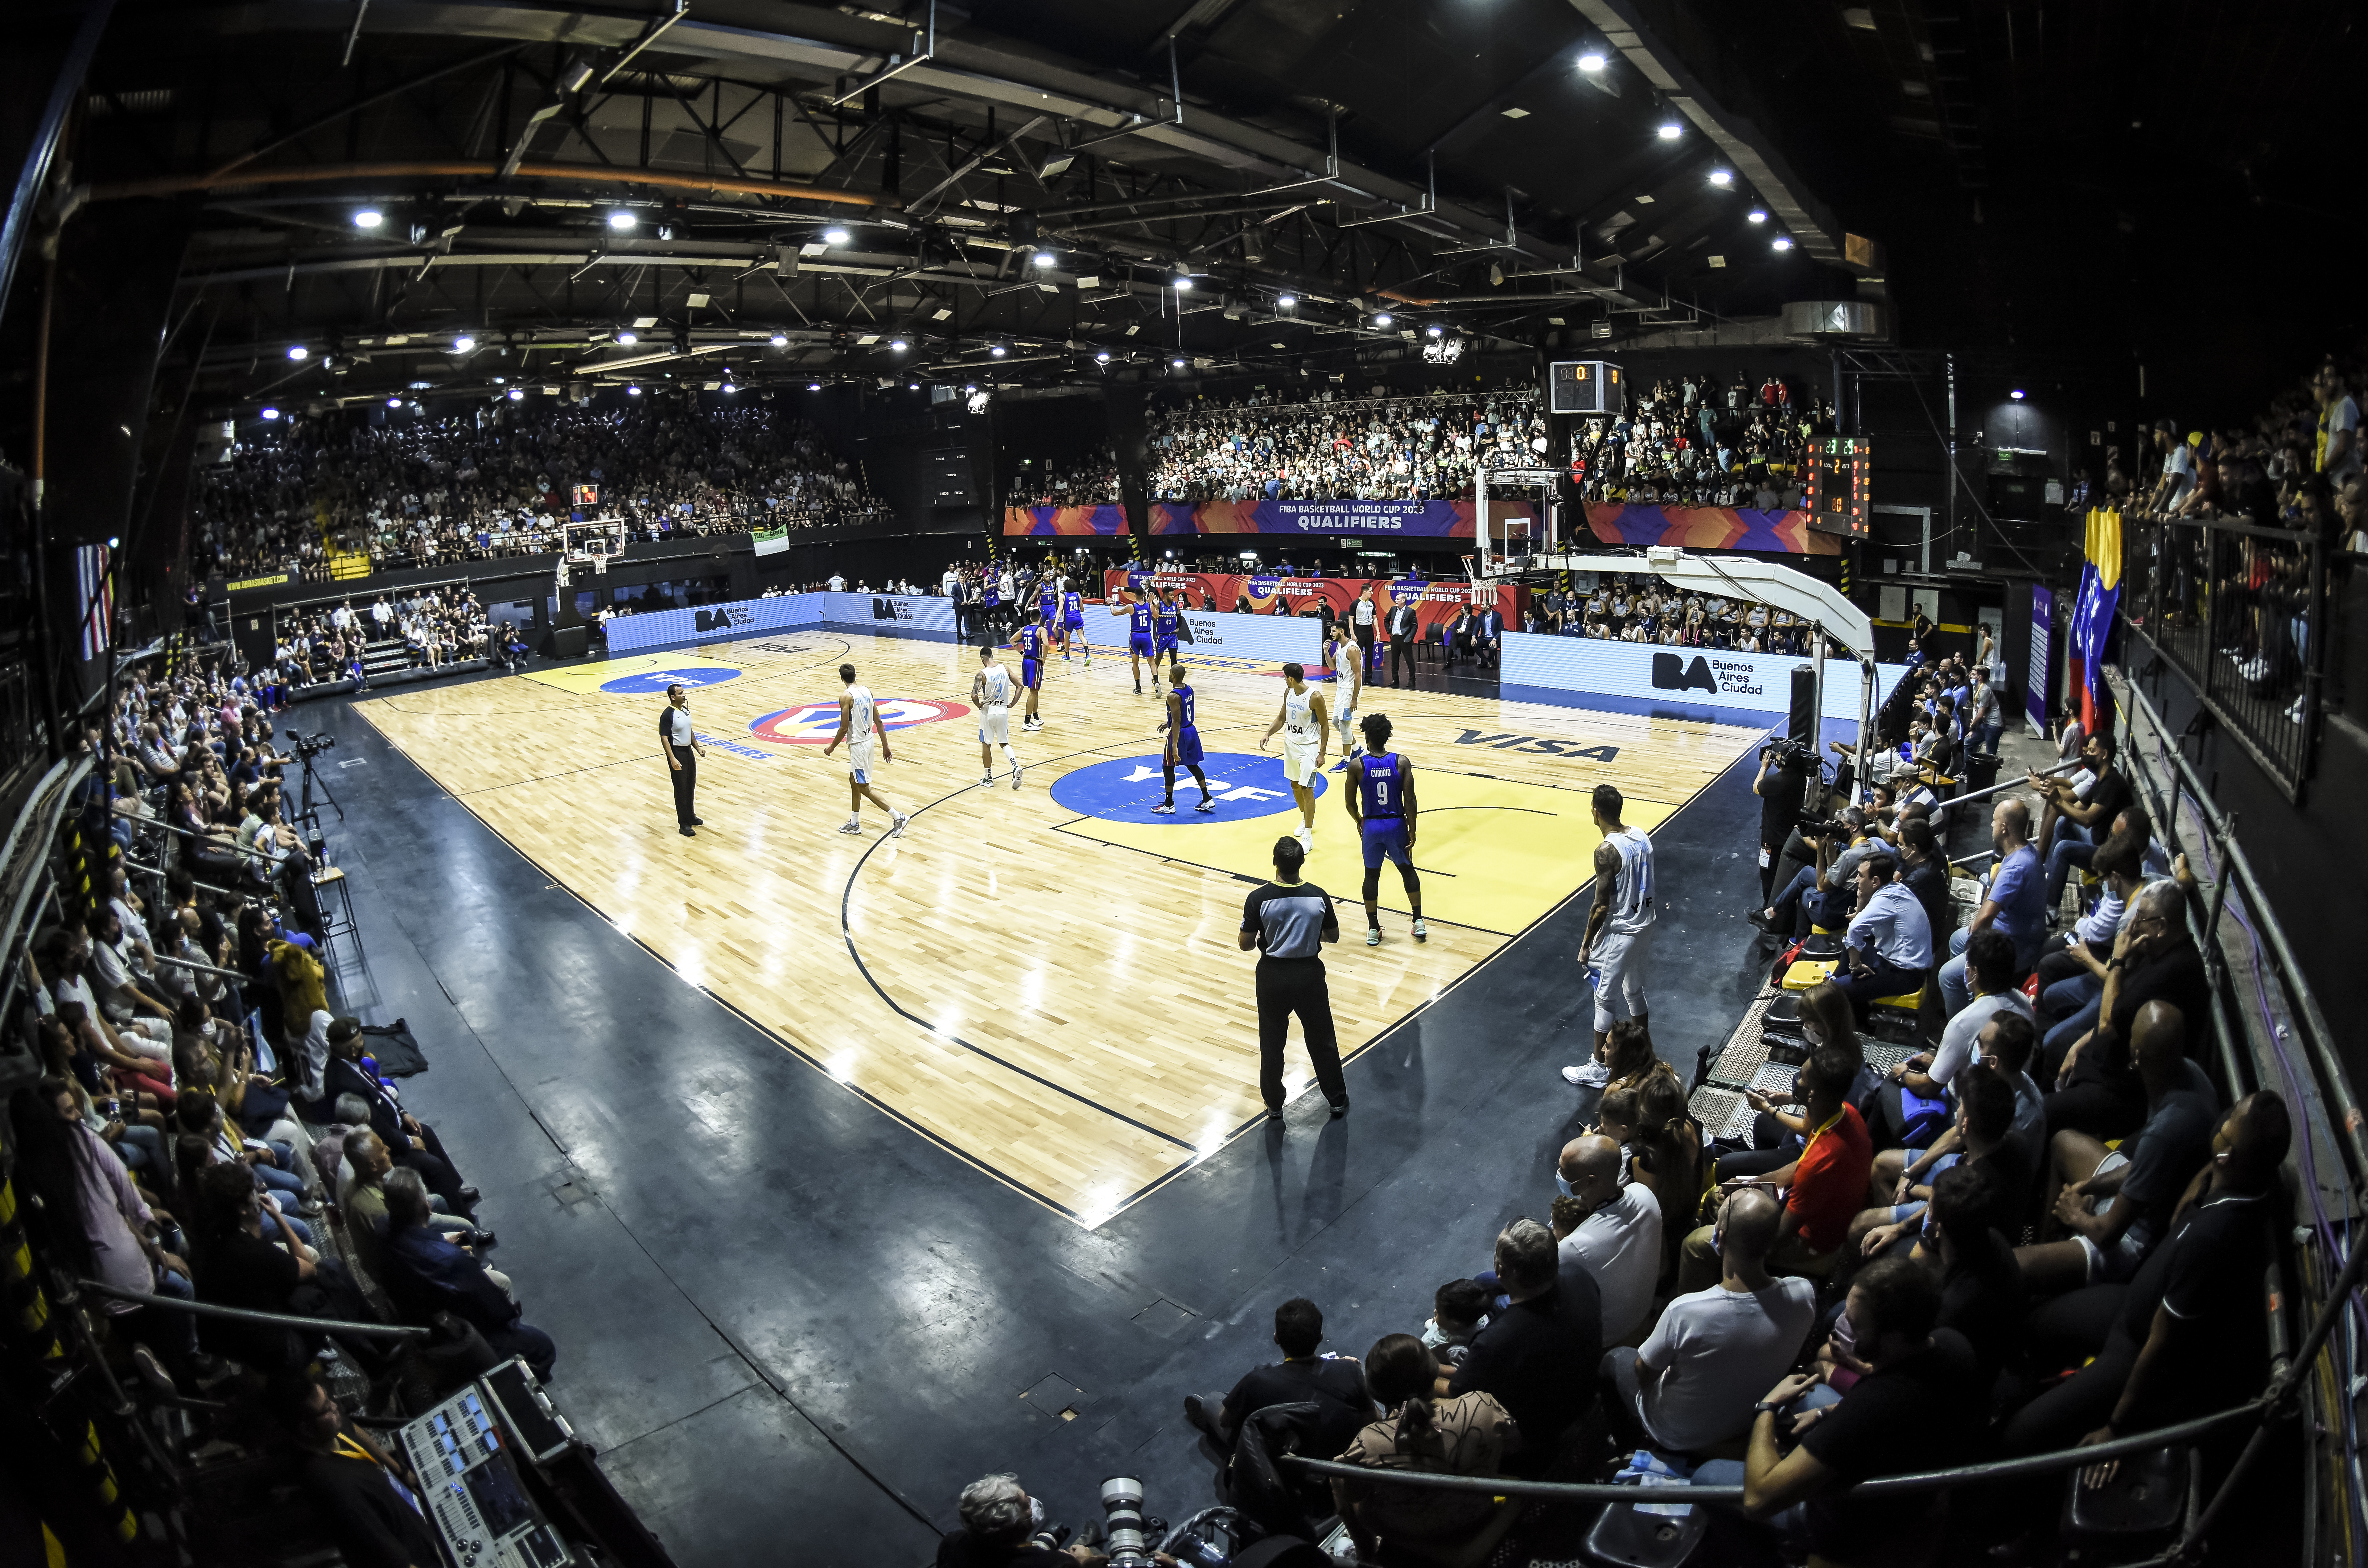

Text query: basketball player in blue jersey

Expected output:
[1014,615,1048,732]
[1115,590,1158,695]
[1153,659,1215,814]
[1342,714,1425,945]
[1037,577,1060,645]
[1153,590,1182,675]
[979,569,1002,641]
[1061,585,1090,663]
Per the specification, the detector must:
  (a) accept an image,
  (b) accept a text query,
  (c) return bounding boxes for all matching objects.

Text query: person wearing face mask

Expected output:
[1553,1133,1663,1343]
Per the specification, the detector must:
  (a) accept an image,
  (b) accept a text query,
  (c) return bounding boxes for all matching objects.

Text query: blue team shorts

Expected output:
[1064,613,1085,631]
[1362,818,1412,869]
[1129,632,1154,655]
[1156,635,1178,657]
[1022,659,1041,690]
[1170,727,1204,766]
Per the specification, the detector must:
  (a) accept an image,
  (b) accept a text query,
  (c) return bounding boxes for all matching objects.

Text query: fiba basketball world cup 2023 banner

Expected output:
[1101,570,1524,639]
[1002,499,1535,537]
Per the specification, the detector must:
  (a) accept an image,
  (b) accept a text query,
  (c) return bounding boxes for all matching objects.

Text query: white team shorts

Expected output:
[1588,923,1655,1031]
[1282,740,1320,787]
[979,707,1010,746]
[847,738,877,784]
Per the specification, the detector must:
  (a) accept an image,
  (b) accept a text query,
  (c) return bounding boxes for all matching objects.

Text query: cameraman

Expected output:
[1751,807,1879,940]
[1751,742,1812,906]
[936,1474,1167,1568]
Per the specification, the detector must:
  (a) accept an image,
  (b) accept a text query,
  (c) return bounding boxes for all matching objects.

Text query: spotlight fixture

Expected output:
[1373,313,1394,327]
[1170,357,1186,367]
[909,382,919,390]
[1657,120,1683,139]
[616,330,637,346]
[1095,351,1112,363]
[821,226,850,244]
[1173,275,1192,291]
[890,338,908,351]
[989,344,1008,357]
[1277,294,1297,308]
[387,396,401,407]
[507,387,524,400]
[287,345,309,361]
[1425,324,1444,337]
[770,333,788,347]
[1772,235,1794,252]
[261,407,280,419]
[808,382,822,391]
[965,384,977,392]
[627,384,642,395]
[1032,251,1057,268]
[1747,208,1768,224]
[452,334,476,352]
[1577,50,1606,73]
[608,210,637,231]
[1709,169,1732,186]
[353,209,383,229]
[2009,388,2027,402]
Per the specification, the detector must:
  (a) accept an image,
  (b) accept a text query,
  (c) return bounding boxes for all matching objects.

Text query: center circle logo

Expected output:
[748,697,970,745]
[600,666,741,695]
[1048,752,1326,826]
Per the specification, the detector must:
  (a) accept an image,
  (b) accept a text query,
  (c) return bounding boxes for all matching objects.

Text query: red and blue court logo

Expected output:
[1048,752,1325,825]
[748,697,970,745]
[600,666,741,695]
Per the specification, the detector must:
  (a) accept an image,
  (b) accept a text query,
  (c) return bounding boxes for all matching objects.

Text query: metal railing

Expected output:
[2118,511,2331,798]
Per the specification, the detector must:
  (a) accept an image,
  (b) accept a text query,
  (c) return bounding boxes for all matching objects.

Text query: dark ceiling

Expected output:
[26,0,1873,416]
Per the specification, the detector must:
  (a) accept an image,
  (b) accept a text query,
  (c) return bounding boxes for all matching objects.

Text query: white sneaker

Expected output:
[1412,918,1428,942]
[1562,1061,1613,1088]
[1195,797,1217,813]
[890,814,909,839]
[1010,765,1024,790]
[980,772,995,785]
[838,820,864,835]
[1152,802,1175,815]
[1366,926,1382,946]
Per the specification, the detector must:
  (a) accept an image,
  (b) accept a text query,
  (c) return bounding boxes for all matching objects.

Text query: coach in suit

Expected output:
[1385,597,1419,687]
[1474,604,1507,670]
[661,683,704,836]
[322,1017,478,1216]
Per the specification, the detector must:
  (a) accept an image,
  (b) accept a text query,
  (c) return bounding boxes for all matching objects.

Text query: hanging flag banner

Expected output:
[751,524,789,557]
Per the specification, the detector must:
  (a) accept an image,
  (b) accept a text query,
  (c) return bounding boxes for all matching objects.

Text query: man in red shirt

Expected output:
[1677,1044,1872,1292]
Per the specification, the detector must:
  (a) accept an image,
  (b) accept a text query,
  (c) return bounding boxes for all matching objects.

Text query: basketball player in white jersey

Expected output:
[1257,661,1329,852]
[972,645,1024,789]
[1327,629,1364,771]
[822,662,909,837]
[1564,783,1654,1086]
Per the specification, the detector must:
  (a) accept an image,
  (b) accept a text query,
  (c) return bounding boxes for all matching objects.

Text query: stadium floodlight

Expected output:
[1095,351,1112,363]
[1277,294,1297,308]
[507,387,524,400]
[452,334,476,351]
[1425,324,1444,337]
[822,226,850,244]
[608,210,637,231]
[890,338,908,351]
[1170,357,1186,367]
[1373,312,1394,327]
[615,329,638,345]
[722,382,736,393]
[353,209,383,229]
[1709,169,1732,186]
[261,407,280,419]
[287,345,308,361]
[1747,208,1768,224]
[2009,388,2027,401]
[1657,120,1683,139]
[989,344,1008,357]
[387,396,401,407]
[1173,275,1192,291]
[1577,50,1606,73]
[1772,235,1794,252]
[770,333,788,347]
[1033,251,1057,268]
[627,384,641,395]
[808,382,822,391]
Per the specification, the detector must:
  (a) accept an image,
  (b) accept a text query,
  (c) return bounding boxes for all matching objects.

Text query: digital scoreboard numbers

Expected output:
[1804,436,1871,537]
[1547,360,1624,417]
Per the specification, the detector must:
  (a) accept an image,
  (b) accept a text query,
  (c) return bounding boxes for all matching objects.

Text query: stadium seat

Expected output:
[1782,958,1838,991]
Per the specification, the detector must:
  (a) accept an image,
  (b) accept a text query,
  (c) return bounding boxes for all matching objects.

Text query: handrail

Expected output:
[74,1280,432,1340]
[1285,1400,2262,1502]
[1930,757,2081,816]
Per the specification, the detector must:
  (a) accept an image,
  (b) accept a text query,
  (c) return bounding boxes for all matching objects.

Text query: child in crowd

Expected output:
[1418,1278,1491,1368]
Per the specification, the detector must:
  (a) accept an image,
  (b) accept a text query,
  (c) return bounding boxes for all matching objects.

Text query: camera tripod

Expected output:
[295,749,345,834]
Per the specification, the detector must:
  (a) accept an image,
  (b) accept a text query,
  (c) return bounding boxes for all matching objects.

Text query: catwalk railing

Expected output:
[2117,511,2341,798]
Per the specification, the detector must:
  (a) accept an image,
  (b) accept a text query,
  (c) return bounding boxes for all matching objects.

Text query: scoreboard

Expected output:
[1804,436,1871,537]
[1547,360,1624,417]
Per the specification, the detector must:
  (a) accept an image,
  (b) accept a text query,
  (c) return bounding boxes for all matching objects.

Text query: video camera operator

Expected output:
[1751,805,1881,941]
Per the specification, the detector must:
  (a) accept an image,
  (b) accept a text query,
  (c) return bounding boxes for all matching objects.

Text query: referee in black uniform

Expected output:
[660,683,705,836]
[1239,835,1348,1120]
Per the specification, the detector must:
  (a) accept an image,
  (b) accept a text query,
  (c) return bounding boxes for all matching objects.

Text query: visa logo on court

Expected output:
[1454,731,1622,761]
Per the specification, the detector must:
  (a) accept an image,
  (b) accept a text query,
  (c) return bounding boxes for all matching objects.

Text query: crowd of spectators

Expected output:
[2129,355,2365,725]
[194,399,891,584]
[12,649,556,1565]
[259,587,497,696]
[936,642,2280,1567]
[1572,370,1833,508]
[1013,445,1121,507]
[1522,572,1822,654]
[1142,387,1550,503]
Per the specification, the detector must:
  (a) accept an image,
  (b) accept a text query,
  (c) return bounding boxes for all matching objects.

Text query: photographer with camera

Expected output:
[1750,807,1880,941]
[936,1473,1168,1568]
[1752,740,1814,907]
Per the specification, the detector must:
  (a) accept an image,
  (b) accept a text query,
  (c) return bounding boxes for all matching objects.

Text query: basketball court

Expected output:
[354,630,1768,1225]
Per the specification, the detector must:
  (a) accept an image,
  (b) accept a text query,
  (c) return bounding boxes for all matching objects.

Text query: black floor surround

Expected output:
[299,672,1775,1566]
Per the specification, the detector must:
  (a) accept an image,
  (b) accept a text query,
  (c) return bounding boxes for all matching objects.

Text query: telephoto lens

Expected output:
[1099,1477,1155,1567]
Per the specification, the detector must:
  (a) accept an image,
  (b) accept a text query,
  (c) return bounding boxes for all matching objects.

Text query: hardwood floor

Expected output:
[355,631,1767,1222]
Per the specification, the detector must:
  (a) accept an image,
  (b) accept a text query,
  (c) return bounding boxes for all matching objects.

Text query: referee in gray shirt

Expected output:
[660,683,705,836]
[1239,835,1348,1120]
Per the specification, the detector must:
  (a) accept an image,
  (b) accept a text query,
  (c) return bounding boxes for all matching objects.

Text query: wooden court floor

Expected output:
[355,631,1766,1224]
